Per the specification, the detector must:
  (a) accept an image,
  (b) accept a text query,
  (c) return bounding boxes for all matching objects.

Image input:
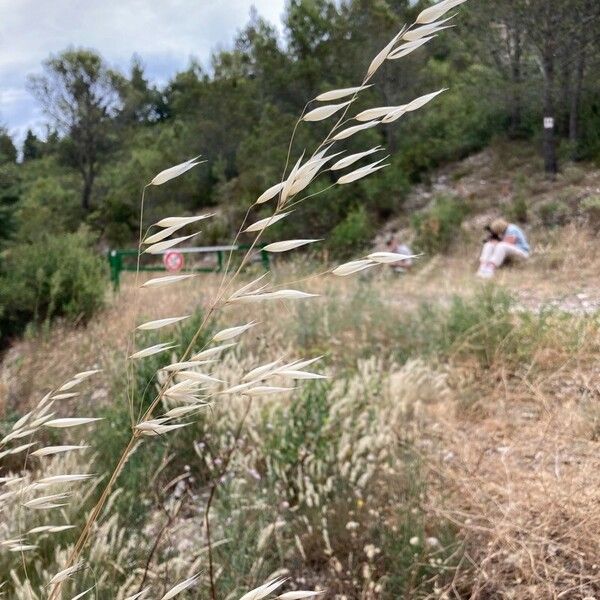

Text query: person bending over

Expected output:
[477,218,530,279]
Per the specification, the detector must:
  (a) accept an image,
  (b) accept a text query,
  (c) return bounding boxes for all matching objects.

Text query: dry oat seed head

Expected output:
[48,562,85,585]
[124,588,150,600]
[238,578,286,600]
[330,147,383,171]
[129,343,176,360]
[9,544,38,552]
[355,106,400,122]
[150,156,203,186]
[416,0,467,24]
[332,260,377,276]
[263,239,322,253]
[141,274,196,288]
[315,85,372,102]
[256,182,285,204]
[278,592,324,599]
[143,224,185,245]
[23,493,72,508]
[154,214,214,228]
[404,19,455,42]
[231,290,318,303]
[213,322,257,342]
[331,120,380,141]
[367,30,404,78]
[31,445,89,456]
[44,418,102,429]
[192,342,237,359]
[243,359,284,382]
[381,107,408,123]
[405,88,448,112]
[137,316,190,331]
[244,212,292,233]
[302,100,353,122]
[144,234,198,255]
[388,36,436,60]
[36,474,94,485]
[159,574,200,599]
[337,159,389,185]
[70,587,94,599]
[368,252,419,264]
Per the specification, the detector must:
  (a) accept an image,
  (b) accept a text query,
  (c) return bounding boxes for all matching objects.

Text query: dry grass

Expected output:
[2,232,600,598]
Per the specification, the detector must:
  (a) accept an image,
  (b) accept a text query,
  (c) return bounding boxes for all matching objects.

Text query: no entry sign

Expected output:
[163,251,184,272]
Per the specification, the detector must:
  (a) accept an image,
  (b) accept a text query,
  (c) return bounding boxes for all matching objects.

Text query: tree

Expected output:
[119,56,164,125]
[0,127,17,164]
[22,129,42,161]
[28,49,123,210]
[465,0,533,139]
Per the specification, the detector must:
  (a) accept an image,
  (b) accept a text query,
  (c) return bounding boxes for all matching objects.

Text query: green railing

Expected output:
[108,245,270,290]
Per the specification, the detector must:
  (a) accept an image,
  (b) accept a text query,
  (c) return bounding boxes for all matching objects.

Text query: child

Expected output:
[477,218,530,279]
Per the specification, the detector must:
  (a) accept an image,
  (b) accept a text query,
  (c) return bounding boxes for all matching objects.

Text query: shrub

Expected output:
[536,199,569,227]
[0,229,106,341]
[562,165,586,185]
[411,195,468,255]
[507,194,528,223]
[581,196,600,233]
[328,205,374,259]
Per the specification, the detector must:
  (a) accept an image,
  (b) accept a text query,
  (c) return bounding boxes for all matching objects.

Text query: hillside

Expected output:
[2,144,599,598]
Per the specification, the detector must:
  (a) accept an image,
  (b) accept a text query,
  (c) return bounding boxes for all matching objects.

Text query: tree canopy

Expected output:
[1,0,599,250]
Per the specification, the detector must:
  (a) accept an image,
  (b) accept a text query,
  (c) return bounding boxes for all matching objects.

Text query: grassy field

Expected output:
[2,227,600,598]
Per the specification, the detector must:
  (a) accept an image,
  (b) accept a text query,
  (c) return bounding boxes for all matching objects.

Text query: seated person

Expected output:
[477,218,530,279]
[386,234,414,273]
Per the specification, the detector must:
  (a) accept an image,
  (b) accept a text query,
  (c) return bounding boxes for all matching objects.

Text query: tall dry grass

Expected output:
[0,1,471,598]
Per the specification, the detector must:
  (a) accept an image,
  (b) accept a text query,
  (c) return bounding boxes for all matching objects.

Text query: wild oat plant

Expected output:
[0,1,467,598]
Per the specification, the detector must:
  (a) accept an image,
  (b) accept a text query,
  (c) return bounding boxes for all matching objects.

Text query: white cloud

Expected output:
[0,0,286,141]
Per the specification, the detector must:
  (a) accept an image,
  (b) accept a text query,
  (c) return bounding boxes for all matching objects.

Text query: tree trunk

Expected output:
[81,171,94,211]
[559,51,572,136]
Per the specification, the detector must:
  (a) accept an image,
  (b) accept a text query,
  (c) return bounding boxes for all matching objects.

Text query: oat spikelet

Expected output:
[315,85,371,102]
[150,156,204,186]
[159,574,200,599]
[302,100,353,122]
[416,0,467,25]
[244,212,292,233]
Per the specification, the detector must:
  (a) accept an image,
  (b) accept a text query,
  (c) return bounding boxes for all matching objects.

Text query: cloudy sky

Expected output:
[0,1,286,143]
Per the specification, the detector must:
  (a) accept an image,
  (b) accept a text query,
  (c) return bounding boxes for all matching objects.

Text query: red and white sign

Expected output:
[163,251,184,272]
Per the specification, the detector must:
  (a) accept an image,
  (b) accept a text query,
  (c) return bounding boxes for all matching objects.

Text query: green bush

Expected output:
[328,206,374,259]
[507,194,529,223]
[581,196,600,233]
[0,229,106,341]
[536,199,569,227]
[411,195,468,255]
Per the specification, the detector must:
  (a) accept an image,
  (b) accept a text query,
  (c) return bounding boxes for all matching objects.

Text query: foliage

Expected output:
[411,195,468,255]
[536,199,570,227]
[581,195,600,233]
[328,205,374,259]
[507,194,529,223]
[0,229,106,341]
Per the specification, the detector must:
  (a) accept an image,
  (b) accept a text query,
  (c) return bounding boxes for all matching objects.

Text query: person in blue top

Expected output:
[477,218,530,279]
